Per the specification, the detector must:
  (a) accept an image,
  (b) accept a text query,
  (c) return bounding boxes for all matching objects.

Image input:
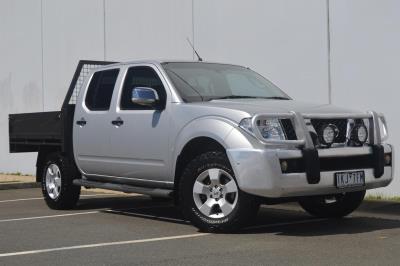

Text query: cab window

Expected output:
[120,66,166,110]
[85,69,119,111]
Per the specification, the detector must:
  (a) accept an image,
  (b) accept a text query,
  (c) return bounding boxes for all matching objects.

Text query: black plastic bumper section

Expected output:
[372,144,384,178]
[293,145,385,184]
[301,148,320,184]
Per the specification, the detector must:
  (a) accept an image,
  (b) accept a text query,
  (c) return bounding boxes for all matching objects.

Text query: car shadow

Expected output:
[240,206,400,236]
[74,194,400,236]
[74,194,173,211]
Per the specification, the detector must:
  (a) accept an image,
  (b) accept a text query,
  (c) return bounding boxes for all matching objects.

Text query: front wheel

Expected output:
[41,153,81,210]
[179,151,259,232]
[298,190,366,218]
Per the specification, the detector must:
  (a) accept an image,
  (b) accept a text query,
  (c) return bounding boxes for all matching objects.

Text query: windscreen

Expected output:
[162,62,290,102]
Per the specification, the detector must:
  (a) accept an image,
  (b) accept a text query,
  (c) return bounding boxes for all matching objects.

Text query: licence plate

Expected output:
[335,171,365,189]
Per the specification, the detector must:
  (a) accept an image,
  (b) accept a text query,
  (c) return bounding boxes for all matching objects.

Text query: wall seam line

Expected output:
[103,0,106,60]
[192,0,195,60]
[40,0,45,111]
[326,0,332,104]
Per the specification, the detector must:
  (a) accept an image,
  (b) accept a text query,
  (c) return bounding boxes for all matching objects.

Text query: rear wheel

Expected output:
[41,153,81,210]
[298,190,366,218]
[179,151,259,232]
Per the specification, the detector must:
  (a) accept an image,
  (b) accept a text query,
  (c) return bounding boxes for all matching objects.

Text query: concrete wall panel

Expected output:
[105,0,193,61]
[194,0,329,103]
[42,0,104,111]
[0,0,42,174]
[330,0,400,195]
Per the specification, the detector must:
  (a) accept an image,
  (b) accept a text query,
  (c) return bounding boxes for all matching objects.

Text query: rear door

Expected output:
[73,68,121,176]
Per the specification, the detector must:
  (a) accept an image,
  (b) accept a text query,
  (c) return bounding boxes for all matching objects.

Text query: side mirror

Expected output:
[131,87,159,106]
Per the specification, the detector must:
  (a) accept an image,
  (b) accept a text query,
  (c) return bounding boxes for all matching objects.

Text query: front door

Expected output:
[109,65,171,183]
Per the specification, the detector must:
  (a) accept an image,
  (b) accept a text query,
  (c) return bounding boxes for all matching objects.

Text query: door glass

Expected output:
[120,66,166,110]
[85,69,120,111]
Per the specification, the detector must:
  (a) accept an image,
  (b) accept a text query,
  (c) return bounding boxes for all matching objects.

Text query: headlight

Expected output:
[239,117,286,141]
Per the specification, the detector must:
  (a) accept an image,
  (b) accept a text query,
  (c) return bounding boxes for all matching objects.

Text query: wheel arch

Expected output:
[172,117,236,182]
[171,116,257,204]
[36,146,74,183]
[173,136,227,203]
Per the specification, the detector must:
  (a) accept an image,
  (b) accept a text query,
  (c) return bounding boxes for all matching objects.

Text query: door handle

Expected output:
[76,118,87,127]
[111,117,124,127]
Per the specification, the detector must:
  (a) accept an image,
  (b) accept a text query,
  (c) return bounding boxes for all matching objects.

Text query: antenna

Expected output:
[186,37,203,62]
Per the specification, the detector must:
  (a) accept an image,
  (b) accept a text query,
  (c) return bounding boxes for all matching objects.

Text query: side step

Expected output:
[73,179,173,198]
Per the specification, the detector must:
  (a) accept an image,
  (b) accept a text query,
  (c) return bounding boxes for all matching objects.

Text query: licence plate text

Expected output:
[335,171,365,189]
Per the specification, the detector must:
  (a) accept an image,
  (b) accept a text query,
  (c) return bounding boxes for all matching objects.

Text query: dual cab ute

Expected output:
[9,60,393,232]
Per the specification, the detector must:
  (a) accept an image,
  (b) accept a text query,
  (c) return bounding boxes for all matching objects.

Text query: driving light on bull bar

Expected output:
[350,124,368,145]
[239,117,286,141]
[319,124,338,146]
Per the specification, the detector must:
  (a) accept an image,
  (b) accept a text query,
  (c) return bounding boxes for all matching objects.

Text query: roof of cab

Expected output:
[94,60,245,70]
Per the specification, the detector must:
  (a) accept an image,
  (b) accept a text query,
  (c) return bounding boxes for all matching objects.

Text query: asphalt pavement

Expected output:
[0,188,399,265]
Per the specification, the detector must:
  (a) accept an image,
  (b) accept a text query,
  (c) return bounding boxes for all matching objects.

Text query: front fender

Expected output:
[172,116,258,179]
[173,116,236,159]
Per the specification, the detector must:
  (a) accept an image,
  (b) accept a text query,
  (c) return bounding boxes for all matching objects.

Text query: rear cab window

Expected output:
[85,69,120,111]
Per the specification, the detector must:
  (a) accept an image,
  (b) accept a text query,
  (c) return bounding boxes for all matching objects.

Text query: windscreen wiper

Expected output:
[263,96,290,100]
[210,95,290,101]
[210,95,266,100]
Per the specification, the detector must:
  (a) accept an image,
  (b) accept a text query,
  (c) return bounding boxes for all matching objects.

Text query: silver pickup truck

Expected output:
[9,60,393,232]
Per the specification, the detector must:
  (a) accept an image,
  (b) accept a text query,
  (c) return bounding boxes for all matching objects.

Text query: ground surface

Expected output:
[0,174,35,183]
[0,188,399,265]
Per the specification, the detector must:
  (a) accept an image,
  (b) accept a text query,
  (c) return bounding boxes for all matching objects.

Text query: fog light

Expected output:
[384,154,392,165]
[281,160,289,172]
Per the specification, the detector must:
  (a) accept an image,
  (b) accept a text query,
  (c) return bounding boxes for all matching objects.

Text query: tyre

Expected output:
[298,190,366,218]
[179,151,259,232]
[41,153,81,210]
[149,196,173,202]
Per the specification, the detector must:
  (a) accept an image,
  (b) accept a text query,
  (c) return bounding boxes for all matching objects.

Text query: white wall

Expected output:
[105,0,193,61]
[0,0,399,196]
[0,0,43,174]
[42,0,105,111]
[329,0,400,196]
[194,0,329,103]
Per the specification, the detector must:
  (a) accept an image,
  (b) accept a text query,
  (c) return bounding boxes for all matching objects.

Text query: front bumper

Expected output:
[227,144,393,198]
